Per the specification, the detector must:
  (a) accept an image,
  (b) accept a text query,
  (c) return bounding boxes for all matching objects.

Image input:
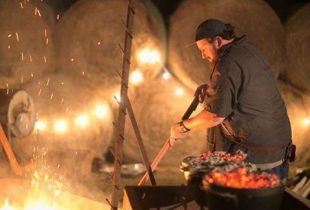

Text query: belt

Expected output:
[254,159,284,170]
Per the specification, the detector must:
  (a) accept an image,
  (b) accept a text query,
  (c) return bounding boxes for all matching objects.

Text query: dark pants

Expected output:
[263,162,289,180]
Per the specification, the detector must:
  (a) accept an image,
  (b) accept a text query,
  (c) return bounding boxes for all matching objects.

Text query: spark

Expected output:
[129,70,144,85]
[21,52,24,61]
[56,14,60,21]
[29,55,33,62]
[20,2,24,8]
[44,29,47,37]
[15,32,19,41]
[44,56,47,63]
[50,93,53,100]
[46,38,49,45]
[7,34,12,38]
[7,45,10,49]
[34,7,41,17]
[70,58,74,62]
[46,78,50,86]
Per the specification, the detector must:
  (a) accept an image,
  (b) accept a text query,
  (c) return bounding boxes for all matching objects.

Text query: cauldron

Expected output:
[204,183,284,210]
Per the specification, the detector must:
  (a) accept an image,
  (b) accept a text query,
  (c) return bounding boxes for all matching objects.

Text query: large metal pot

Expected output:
[204,183,284,210]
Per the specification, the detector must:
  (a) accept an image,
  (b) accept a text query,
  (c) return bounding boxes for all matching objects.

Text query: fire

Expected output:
[203,167,280,189]
[0,198,13,210]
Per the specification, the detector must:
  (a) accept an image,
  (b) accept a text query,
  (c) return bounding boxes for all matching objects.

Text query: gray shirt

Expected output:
[205,36,292,164]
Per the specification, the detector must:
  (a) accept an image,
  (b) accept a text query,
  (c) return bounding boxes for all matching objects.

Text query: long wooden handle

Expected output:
[138,138,170,185]
[0,125,23,175]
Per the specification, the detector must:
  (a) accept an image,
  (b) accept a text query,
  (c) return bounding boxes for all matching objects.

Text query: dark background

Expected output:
[46,0,310,24]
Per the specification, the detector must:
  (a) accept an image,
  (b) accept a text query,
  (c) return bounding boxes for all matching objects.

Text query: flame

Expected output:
[0,198,14,210]
[204,167,280,189]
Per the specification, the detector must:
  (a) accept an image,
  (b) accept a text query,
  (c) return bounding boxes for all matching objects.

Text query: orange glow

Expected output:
[129,70,144,85]
[54,119,68,133]
[175,88,184,96]
[137,48,161,64]
[204,167,280,189]
[94,104,109,119]
[75,115,89,128]
[35,120,47,132]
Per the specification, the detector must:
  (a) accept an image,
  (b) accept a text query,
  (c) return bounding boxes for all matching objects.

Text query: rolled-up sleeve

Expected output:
[206,59,242,117]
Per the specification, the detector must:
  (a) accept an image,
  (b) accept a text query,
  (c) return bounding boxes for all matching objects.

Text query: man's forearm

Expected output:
[182,109,224,130]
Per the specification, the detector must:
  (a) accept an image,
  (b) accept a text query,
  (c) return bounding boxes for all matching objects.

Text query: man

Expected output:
[170,19,294,179]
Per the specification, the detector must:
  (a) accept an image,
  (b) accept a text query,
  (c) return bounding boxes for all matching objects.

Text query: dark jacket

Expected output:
[205,36,292,164]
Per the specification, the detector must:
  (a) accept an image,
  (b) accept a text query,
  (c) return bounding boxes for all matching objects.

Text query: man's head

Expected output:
[195,19,235,63]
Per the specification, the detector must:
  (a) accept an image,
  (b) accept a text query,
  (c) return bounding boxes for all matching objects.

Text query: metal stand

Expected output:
[108,1,156,209]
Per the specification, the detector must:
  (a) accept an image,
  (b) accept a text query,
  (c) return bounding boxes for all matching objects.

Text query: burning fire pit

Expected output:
[203,168,283,210]
[180,150,284,209]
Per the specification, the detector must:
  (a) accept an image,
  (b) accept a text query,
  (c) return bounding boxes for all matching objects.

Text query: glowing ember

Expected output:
[203,167,280,189]
[137,48,161,64]
[129,70,144,85]
[199,150,247,162]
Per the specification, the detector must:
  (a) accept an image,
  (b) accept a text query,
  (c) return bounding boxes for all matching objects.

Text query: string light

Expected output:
[175,87,184,96]
[129,70,144,85]
[94,104,108,119]
[137,48,161,64]
[162,71,171,80]
[302,118,310,127]
[114,92,121,102]
[54,119,68,134]
[75,114,89,128]
[35,120,47,132]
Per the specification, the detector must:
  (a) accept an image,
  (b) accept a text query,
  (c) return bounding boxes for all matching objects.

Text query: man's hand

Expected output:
[195,84,209,103]
[169,122,189,148]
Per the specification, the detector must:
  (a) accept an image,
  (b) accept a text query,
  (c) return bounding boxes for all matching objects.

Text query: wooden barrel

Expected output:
[13,72,114,159]
[285,3,310,92]
[54,0,166,88]
[169,0,285,91]
[120,77,206,167]
[277,80,310,162]
[0,0,55,88]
